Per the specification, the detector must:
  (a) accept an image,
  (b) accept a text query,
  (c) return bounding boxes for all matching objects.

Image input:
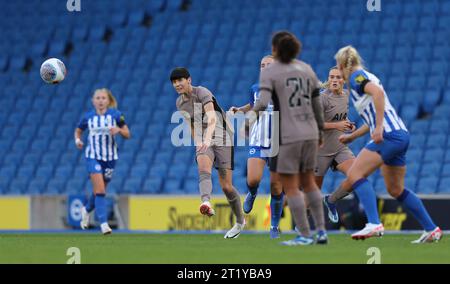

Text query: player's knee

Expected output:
[270,182,282,195]
[247,178,260,189]
[221,184,233,193]
[387,186,403,198]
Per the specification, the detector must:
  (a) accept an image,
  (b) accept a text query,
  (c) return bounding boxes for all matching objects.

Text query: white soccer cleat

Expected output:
[199,201,215,217]
[100,223,112,235]
[224,220,245,239]
[411,227,443,244]
[351,223,384,240]
[80,206,89,230]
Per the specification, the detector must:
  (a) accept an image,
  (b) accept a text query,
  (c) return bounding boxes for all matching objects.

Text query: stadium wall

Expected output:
[1,196,449,231]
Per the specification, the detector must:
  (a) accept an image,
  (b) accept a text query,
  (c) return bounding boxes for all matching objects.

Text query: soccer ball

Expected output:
[40,58,67,84]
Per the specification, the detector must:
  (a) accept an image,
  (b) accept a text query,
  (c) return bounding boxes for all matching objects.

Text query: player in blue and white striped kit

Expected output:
[324,46,442,243]
[230,55,284,239]
[74,88,131,235]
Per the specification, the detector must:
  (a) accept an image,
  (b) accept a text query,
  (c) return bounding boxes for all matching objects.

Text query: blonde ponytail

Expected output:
[94,88,118,109]
[334,45,364,81]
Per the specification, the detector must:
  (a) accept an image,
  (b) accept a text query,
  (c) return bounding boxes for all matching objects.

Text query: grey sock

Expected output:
[329,184,351,203]
[287,192,311,237]
[199,171,212,202]
[305,190,325,231]
[224,187,245,224]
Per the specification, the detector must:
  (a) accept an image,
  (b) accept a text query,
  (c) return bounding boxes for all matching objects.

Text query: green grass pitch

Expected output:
[0,233,448,264]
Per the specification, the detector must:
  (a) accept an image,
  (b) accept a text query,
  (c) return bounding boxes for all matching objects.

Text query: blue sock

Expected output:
[85,193,96,213]
[397,189,436,231]
[353,178,381,224]
[247,183,258,196]
[94,194,107,224]
[270,192,284,228]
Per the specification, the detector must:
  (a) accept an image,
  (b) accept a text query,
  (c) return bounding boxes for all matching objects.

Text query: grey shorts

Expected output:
[196,145,234,170]
[269,140,318,174]
[314,147,355,177]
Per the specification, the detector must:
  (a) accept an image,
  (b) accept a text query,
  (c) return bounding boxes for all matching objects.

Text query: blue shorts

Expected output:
[86,159,116,182]
[365,130,410,166]
[248,146,270,163]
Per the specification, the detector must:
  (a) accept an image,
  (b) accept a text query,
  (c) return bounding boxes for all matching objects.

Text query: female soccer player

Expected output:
[170,67,245,239]
[75,88,130,235]
[229,55,285,239]
[251,31,326,246]
[324,46,442,243]
[317,67,386,239]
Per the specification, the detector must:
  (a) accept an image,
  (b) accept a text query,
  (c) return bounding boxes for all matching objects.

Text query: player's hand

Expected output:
[75,138,84,150]
[110,127,121,136]
[338,134,354,144]
[335,120,354,132]
[229,106,239,113]
[371,126,384,144]
[318,130,324,148]
[349,121,357,132]
[196,139,211,154]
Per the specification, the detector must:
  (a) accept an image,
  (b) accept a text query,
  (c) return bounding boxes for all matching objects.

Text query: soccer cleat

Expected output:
[243,193,257,214]
[323,195,339,223]
[100,223,112,235]
[351,223,384,240]
[280,235,315,246]
[224,220,245,239]
[199,201,215,217]
[316,230,328,245]
[411,227,443,244]
[80,206,89,230]
[270,226,281,239]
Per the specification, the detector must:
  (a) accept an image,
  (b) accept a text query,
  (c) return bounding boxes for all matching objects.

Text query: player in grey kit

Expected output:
[315,67,356,188]
[251,31,326,246]
[170,67,245,239]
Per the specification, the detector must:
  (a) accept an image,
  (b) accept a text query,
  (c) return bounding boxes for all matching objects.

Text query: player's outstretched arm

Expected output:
[339,124,369,144]
[229,103,251,114]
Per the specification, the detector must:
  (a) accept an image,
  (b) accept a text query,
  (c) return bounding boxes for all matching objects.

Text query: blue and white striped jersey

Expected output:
[249,83,273,148]
[349,69,408,134]
[77,108,126,161]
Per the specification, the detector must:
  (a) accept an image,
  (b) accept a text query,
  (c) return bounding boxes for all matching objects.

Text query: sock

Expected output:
[224,187,245,224]
[329,183,351,203]
[247,182,258,196]
[304,190,325,231]
[270,192,284,228]
[397,189,436,231]
[85,193,95,213]
[286,191,310,237]
[352,178,380,224]
[199,171,212,202]
[94,193,107,224]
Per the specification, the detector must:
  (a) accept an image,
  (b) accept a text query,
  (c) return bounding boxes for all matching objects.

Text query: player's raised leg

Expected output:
[325,149,384,239]
[197,152,215,217]
[382,165,442,243]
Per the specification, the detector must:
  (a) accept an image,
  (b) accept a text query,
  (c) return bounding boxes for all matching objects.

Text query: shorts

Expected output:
[365,130,409,167]
[248,146,270,163]
[86,158,116,182]
[196,145,234,170]
[314,147,355,177]
[269,140,318,174]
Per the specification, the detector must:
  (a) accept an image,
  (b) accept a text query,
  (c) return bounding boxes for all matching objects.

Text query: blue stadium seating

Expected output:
[0,0,449,195]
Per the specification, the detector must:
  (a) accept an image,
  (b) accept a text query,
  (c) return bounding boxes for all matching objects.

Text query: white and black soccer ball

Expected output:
[40,58,67,84]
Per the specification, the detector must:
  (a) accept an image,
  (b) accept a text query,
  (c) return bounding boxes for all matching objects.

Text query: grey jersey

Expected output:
[255,60,322,145]
[318,89,350,156]
[176,86,232,145]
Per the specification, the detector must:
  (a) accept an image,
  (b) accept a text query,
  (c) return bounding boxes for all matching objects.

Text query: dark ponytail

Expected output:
[272,31,301,64]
